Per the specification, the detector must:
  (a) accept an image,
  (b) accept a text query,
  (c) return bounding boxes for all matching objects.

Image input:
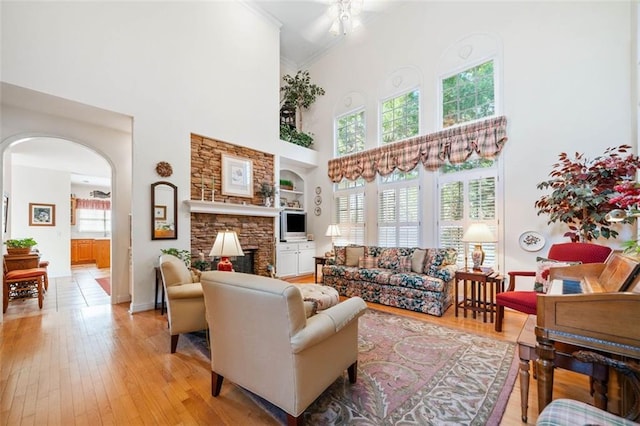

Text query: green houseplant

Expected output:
[160,248,191,267]
[280,70,325,147]
[535,145,640,242]
[4,237,38,254]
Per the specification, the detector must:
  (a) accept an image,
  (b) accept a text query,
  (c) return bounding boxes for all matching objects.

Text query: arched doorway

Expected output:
[0,83,133,321]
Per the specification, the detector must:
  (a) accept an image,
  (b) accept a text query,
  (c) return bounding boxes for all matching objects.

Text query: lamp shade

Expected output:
[461,223,496,243]
[209,230,244,257]
[325,224,342,237]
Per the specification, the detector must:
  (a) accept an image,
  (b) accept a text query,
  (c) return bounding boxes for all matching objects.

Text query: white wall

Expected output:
[10,166,71,277]
[305,1,635,287]
[1,1,280,312]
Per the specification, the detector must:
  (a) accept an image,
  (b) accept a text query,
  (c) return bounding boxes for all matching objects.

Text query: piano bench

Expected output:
[537,399,637,426]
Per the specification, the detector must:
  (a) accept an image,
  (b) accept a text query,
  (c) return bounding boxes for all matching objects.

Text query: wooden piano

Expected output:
[535,253,640,417]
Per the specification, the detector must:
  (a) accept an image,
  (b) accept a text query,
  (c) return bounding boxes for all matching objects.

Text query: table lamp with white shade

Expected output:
[325,224,341,257]
[461,223,496,270]
[209,230,244,271]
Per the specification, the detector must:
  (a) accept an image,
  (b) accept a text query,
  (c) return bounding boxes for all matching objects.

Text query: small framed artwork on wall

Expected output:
[29,203,55,226]
[221,154,254,198]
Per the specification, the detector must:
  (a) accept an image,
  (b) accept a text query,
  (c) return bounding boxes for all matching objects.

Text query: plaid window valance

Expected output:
[327,115,508,183]
[76,198,111,210]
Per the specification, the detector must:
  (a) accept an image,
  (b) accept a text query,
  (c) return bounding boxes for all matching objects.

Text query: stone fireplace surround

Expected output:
[190,134,276,276]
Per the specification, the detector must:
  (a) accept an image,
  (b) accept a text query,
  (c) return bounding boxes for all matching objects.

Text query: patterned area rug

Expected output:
[186,309,518,425]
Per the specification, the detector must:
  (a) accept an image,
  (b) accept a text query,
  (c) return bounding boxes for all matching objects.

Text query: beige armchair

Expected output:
[200,271,367,426]
[158,254,208,353]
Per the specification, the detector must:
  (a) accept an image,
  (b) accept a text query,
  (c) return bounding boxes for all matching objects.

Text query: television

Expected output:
[280,211,307,241]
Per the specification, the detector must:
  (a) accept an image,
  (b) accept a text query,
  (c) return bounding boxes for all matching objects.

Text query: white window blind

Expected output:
[439,168,497,268]
[335,189,365,245]
[378,183,419,247]
[77,209,111,234]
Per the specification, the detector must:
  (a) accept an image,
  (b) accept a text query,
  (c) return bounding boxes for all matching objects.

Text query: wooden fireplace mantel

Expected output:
[184,200,280,217]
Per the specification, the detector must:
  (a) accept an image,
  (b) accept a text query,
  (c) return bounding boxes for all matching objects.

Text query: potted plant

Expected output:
[160,248,191,267]
[280,70,325,146]
[259,182,275,207]
[4,237,38,255]
[535,145,640,242]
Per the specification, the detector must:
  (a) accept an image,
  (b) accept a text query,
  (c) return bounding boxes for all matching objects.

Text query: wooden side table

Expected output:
[313,256,329,283]
[455,267,504,323]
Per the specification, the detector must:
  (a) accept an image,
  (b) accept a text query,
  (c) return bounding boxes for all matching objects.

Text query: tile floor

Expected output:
[3,263,110,318]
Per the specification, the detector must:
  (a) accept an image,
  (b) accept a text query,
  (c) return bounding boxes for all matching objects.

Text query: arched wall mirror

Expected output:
[151,181,177,240]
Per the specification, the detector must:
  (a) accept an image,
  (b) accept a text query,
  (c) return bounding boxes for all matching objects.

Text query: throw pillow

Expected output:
[335,246,347,265]
[535,257,582,293]
[398,256,411,273]
[411,249,427,273]
[378,248,401,269]
[358,256,378,269]
[346,246,365,267]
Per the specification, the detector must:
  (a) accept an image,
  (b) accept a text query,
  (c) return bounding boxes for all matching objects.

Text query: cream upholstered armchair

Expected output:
[200,271,367,426]
[158,254,208,353]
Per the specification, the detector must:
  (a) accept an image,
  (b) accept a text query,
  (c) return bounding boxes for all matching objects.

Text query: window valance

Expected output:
[327,115,508,183]
[76,198,111,210]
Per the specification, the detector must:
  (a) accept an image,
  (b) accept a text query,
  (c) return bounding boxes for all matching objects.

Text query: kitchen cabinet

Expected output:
[94,239,110,269]
[71,239,95,264]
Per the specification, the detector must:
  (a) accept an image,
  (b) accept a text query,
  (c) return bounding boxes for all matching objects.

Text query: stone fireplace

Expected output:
[190,134,276,276]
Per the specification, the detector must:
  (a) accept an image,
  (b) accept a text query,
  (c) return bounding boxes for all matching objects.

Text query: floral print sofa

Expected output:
[322,245,457,317]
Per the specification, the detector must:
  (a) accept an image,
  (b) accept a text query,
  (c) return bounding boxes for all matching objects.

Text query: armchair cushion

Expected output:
[495,291,537,314]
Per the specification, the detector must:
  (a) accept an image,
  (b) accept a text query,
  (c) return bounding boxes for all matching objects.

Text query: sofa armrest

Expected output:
[290,297,366,353]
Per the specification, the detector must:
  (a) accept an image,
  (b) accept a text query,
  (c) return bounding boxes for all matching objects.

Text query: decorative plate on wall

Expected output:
[314,195,322,205]
[315,186,321,194]
[314,206,321,216]
[519,231,545,252]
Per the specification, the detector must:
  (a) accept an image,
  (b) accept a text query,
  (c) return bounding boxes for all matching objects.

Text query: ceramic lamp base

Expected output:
[217,257,234,272]
[471,244,485,270]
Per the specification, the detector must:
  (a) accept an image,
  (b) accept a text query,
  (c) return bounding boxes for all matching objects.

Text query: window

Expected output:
[378,89,421,246]
[381,89,419,143]
[378,182,419,247]
[335,186,365,245]
[442,60,495,128]
[77,208,111,234]
[336,110,365,156]
[438,164,497,268]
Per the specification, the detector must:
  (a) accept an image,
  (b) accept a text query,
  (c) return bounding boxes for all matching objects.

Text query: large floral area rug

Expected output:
[186,309,518,425]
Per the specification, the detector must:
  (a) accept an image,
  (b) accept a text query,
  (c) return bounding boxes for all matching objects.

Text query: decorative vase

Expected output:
[264,197,271,207]
[471,244,485,270]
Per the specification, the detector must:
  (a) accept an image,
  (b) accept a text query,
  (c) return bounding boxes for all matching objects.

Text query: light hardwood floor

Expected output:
[0,269,608,425]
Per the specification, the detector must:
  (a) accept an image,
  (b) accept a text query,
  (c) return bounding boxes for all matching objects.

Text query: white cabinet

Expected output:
[276,241,315,277]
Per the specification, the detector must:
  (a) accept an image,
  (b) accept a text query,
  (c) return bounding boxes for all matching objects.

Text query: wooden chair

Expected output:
[495,242,612,332]
[3,259,49,313]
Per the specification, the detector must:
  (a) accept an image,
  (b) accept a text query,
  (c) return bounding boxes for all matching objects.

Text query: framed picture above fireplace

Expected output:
[222,154,253,198]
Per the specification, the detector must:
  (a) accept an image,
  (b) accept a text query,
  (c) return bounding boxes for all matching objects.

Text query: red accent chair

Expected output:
[495,242,613,332]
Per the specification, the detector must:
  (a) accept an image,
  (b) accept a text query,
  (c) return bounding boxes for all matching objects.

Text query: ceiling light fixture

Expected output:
[329,0,363,36]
